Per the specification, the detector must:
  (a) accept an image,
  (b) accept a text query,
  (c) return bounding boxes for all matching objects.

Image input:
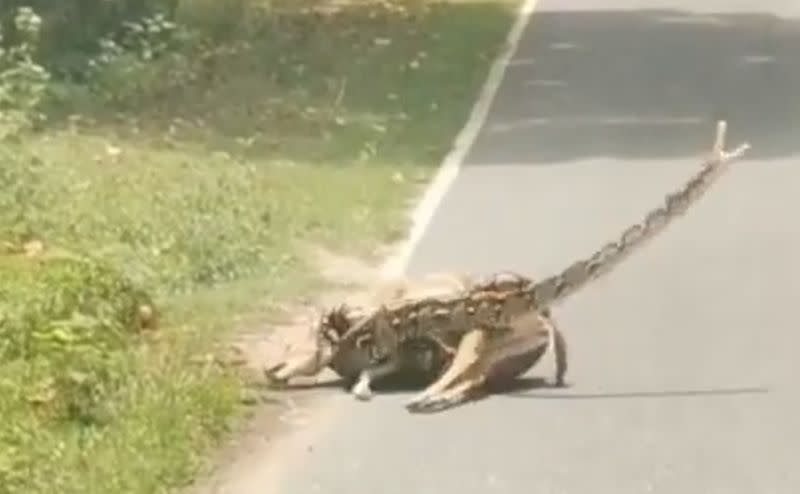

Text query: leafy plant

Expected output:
[0,6,50,139]
[82,12,195,105]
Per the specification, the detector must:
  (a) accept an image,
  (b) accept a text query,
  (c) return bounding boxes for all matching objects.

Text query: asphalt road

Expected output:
[275,2,800,492]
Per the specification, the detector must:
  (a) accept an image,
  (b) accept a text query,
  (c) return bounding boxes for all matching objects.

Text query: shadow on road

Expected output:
[467,8,800,164]
[262,373,444,394]
[498,376,769,400]
[265,374,769,406]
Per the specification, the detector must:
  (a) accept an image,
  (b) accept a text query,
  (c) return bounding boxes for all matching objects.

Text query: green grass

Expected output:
[0,1,520,493]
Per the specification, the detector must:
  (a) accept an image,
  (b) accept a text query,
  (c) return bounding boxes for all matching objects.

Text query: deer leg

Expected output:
[264,348,330,387]
[405,328,487,411]
[406,365,488,413]
[425,334,458,358]
[350,355,402,401]
[551,325,569,387]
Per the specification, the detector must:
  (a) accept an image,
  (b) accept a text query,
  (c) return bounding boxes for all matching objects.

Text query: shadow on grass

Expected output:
[464,7,800,165]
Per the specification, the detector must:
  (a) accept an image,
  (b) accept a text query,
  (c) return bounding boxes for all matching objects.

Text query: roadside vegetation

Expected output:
[0,1,518,493]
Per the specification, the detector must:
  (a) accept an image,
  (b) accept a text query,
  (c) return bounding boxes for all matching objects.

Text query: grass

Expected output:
[0,1,520,493]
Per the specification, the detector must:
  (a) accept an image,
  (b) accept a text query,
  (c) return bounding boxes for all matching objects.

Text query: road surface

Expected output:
[273,1,800,492]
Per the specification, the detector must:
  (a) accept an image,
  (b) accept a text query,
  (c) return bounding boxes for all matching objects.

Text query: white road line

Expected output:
[381,0,541,278]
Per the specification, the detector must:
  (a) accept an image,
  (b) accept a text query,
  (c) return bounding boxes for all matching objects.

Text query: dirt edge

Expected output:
[184,236,424,494]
